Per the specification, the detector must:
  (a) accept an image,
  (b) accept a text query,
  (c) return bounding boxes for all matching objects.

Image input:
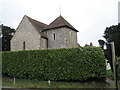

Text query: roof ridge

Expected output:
[59,16,75,29]
[25,15,48,26]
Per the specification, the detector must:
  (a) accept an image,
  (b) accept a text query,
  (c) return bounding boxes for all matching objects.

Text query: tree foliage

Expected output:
[1,25,15,51]
[117,57,120,80]
[103,23,120,57]
[98,39,105,49]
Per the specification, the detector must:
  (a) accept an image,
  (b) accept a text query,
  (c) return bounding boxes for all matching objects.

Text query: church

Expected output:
[11,15,79,51]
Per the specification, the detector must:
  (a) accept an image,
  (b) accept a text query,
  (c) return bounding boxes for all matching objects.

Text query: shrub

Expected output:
[2,47,106,81]
[117,57,120,80]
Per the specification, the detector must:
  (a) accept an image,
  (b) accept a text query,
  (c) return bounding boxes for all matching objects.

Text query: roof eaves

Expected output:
[41,36,48,40]
[42,25,79,32]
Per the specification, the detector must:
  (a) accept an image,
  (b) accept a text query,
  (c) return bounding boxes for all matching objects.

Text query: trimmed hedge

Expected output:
[2,47,106,81]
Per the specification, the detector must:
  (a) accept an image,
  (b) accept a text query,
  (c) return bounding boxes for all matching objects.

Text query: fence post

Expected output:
[14,78,15,85]
[110,42,118,90]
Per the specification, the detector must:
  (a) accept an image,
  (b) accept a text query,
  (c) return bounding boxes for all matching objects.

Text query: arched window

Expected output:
[23,41,25,50]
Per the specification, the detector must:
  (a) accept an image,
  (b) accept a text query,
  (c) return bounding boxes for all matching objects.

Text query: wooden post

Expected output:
[14,78,15,84]
[110,42,118,89]
[48,80,51,86]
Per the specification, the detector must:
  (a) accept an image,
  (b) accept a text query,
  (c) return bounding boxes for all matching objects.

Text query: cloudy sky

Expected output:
[0,0,119,46]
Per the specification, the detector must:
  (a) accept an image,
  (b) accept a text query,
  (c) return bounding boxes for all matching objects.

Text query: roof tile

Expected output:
[43,15,78,32]
[26,15,48,38]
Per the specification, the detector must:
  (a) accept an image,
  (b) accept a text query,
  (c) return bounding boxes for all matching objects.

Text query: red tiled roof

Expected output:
[43,15,78,32]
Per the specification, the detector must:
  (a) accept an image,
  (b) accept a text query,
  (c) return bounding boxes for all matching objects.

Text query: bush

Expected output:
[106,69,114,80]
[2,47,106,81]
[117,57,120,80]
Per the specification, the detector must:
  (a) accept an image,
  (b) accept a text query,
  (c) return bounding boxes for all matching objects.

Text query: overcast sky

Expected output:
[0,0,119,46]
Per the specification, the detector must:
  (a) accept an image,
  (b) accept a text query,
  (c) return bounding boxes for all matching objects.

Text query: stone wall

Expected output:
[40,37,47,49]
[11,16,45,51]
[44,27,78,49]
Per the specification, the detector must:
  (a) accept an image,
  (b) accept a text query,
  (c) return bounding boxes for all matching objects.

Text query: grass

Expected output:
[2,75,107,88]
[106,69,114,80]
[0,75,2,87]
[2,70,114,88]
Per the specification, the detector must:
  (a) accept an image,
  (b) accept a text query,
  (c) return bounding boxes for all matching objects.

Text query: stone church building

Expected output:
[11,15,79,51]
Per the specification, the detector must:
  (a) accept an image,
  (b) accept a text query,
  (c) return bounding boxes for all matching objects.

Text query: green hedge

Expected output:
[117,57,120,80]
[2,47,106,81]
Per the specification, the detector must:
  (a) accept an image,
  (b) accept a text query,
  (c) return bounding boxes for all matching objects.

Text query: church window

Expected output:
[23,41,25,50]
[53,33,55,40]
[65,38,67,41]
[46,32,48,36]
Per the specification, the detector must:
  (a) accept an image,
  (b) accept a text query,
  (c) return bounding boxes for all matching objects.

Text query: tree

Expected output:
[100,24,120,72]
[98,39,105,49]
[103,23,120,57]
[1,24,15,51]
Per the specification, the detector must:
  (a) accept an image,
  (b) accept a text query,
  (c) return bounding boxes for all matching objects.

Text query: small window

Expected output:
[46,32,47,36]
[53,33,55,40]
[65,38,67,41]
[23,41,25,50]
